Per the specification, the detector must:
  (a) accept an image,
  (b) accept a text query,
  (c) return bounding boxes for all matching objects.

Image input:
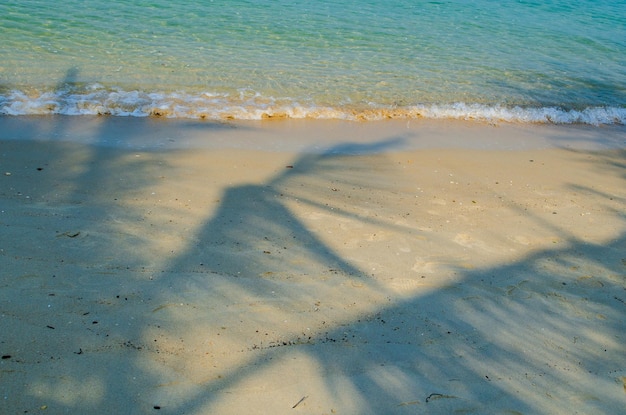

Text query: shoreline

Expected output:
[0,115,625,152]
[1,116,625,414]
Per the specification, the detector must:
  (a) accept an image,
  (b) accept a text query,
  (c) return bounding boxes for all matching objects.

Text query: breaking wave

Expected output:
[1,87,624,125]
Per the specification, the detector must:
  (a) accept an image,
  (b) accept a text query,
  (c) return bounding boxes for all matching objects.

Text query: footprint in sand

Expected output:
[411,258,439,274]
[390,277,438,292]
[453,233,497,252]
[505,280,533,299]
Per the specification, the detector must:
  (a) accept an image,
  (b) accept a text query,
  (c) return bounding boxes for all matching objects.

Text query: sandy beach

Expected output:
[1,116,625,414]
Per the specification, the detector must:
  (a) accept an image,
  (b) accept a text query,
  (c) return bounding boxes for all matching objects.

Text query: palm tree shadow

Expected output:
[146,140,626,415]
[170,137,406,280]
[136,137,418,409]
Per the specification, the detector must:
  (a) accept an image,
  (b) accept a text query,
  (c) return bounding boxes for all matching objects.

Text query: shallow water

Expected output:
[1,0,624,123]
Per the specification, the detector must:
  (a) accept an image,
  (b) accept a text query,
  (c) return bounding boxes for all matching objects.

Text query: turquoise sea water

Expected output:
[1,0,625,123]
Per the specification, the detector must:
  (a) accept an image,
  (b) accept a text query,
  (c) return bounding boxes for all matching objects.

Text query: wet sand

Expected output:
[1,116,625,414]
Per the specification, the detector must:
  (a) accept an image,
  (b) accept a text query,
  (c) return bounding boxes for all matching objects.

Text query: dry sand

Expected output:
[1,116,625,414]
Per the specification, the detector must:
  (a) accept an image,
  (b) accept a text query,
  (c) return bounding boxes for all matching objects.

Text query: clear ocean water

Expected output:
[1,0,624,124]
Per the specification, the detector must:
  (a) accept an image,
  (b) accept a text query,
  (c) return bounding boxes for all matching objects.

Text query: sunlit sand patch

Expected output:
[510,235,532,245]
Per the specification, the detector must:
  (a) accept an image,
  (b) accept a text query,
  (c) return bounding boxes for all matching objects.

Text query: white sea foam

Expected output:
[1,88,624,125]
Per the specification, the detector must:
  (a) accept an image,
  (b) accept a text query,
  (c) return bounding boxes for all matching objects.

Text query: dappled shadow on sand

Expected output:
[1,111,625,415]
[137,145,626,415]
